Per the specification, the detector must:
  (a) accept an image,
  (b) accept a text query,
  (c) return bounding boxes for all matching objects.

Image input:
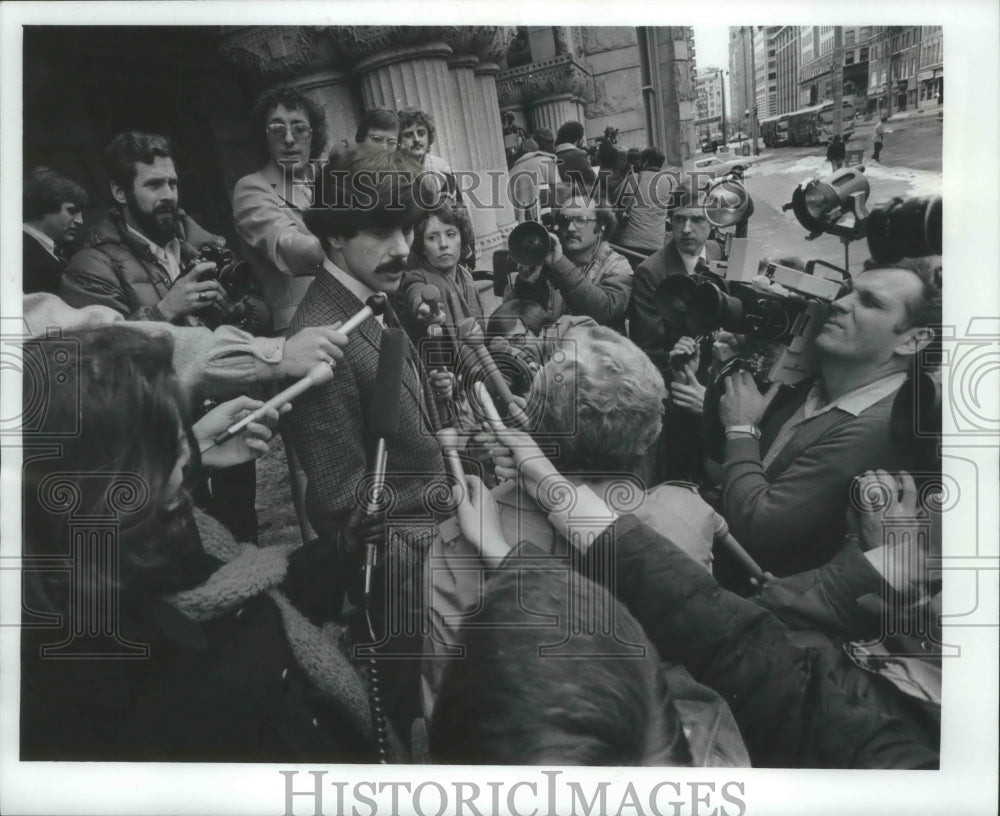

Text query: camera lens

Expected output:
[688,282,743,336]
[866,195,942,264]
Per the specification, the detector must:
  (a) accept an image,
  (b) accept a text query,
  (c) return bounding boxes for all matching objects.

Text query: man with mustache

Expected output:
[22,167,88,295]
[508,191,633,333]
[61,131,227,326]
[284,145,452,744]
[60,131,264,544]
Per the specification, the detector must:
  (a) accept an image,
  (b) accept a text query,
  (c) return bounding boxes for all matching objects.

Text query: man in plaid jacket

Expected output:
[284,147,452,742]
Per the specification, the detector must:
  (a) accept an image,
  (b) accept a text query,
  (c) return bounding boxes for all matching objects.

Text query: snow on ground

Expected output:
[760,154,942,200]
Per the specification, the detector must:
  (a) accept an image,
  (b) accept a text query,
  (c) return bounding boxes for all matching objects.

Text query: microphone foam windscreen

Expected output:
[369,328,406,440]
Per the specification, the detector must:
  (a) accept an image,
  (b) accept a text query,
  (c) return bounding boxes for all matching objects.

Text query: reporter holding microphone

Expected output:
[395,200,485,336]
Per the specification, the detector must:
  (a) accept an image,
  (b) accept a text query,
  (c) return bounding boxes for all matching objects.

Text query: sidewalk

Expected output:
[867,107,943,123]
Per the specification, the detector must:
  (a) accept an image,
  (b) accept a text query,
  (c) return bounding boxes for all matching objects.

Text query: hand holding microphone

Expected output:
[416,284,446,328]
[461,321,529,427]
[210,294,386,448]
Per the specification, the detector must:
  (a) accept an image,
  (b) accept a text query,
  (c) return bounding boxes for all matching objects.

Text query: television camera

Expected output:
[657,171,943,387]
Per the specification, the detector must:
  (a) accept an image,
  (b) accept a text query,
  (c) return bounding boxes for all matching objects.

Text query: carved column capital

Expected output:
[497,53,592,107]
[218,26,335,81]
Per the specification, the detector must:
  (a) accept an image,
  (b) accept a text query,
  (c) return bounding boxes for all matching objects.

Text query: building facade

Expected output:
[755,26,779,119]
[695,66,724,146]
[497,26,699,166]
[24,25,703,266]
[773,26,801,116]
[918,26,943,110]
[867,26,926,115]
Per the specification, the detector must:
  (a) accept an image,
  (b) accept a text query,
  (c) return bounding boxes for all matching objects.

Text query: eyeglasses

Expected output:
[556,215,598,229]
[266,123,312,141]
[367,134,399,148]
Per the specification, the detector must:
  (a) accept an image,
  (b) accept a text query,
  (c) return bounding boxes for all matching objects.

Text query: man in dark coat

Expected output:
[628,182,723,378]
[432,431,939,769]
[62,131,266,332]
[61,131,267,543]
[22,167,87,294]
[717,257,941,575]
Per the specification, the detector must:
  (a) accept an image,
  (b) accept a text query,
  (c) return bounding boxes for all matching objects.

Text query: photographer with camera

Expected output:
[506,191,633,333]
[717,256,941,576]
[62,132,264,330]
[62,131,271,542]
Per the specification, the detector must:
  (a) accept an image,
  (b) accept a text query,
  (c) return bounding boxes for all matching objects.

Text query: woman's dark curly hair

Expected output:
[250,86,329,161]
[408,200,475,268]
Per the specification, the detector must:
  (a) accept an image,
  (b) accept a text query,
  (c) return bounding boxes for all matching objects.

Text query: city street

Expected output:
[706,111,942,275]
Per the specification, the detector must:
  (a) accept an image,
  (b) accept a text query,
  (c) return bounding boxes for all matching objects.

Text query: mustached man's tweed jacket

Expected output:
[284,270,445,554]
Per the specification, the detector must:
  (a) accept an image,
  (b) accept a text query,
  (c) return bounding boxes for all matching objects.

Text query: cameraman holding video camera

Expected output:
[717,255,941,576]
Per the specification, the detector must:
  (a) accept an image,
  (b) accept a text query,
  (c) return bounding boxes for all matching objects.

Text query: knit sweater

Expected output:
[722,388,913,576]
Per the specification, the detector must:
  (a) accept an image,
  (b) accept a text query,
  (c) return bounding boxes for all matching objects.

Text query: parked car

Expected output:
[692,153,755,180]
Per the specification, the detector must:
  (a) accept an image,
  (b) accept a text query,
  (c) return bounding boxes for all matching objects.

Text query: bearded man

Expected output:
[61,131,229,326]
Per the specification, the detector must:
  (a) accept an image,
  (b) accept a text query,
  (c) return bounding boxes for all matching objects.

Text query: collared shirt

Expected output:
[762,371,908,469]
[126,224,183,281]
[679,245,708,275]
[23,223,60,260]
[322,257,384,325]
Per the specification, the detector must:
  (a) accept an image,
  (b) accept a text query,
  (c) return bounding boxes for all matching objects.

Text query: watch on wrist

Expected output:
[725,424,761,439]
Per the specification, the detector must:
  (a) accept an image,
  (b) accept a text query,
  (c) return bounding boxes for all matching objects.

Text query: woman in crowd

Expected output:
[394,200,485,341]
[19,325,393,763]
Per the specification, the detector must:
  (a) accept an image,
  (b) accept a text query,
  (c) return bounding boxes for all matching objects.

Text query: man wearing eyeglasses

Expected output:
[508,192,633,333]
[233,87,329,333]
[628,183,723,376]
[356,108,400,151]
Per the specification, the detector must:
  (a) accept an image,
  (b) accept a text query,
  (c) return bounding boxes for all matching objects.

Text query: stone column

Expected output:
[531,94,586,135]
[352,41,466,171]
[499,53,591,137]
[649,27,698,166]
[475,61,516,241]
[446,53,499,257]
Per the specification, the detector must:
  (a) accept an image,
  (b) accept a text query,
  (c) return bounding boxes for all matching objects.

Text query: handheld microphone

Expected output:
[436,427,468,495]
[418,284,449,432]
[420,284,443,321]
[461,322,529,427]
[473,380,507,434]
[363,328,406,600]
[211,294,388,447]
[718,532,766,583]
